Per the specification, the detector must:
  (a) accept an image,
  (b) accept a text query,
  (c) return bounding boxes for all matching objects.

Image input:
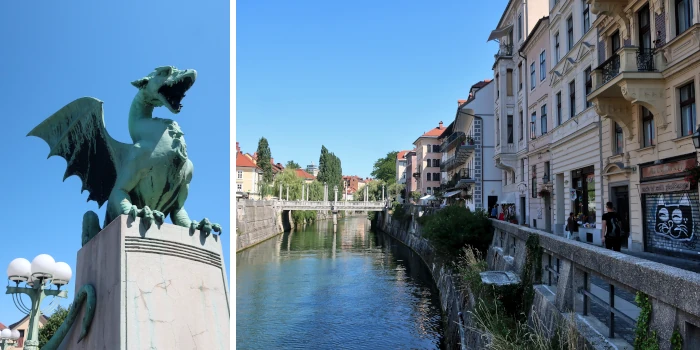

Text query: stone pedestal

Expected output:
[58,215,230,350]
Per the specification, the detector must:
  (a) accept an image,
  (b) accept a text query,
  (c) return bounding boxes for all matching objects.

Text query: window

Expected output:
[521,159,525,182]
[519,110,524,140]
[433,173,440,182]
[584,67,592,107]
[531,165,537,198]
[544,161,551,182]
[433,145,440,153]
[680,82,696,136]
[556,92,562,125]
[583,2,590,33]
[611,30,621,56]
[507,69,514,96]
[569,80,576,118]
[539,51,546,81]
[567,16,574,51]
[530,112,537,139]
[639,4,651,51]
[518,63,523,91]
[507,114,514,143]
[518,13,523,39]
[676,0,693,35]
[530,62,536,90]
[614,123,624,155]
[433,159,440,167]
[496,118,500,145]
[555,32,561,62]
[496,74,500,98]
[427,173,432,181]
[237,170,243,179]
[642,106,655,147]
[237,183,243,191]
[541,104,548,134]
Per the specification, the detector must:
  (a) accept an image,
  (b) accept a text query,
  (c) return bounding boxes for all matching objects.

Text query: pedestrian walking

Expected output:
[566,212,578,239]
[601,201,624,252]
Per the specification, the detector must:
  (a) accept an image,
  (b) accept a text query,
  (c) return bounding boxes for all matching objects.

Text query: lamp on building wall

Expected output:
[6,255,72,350]
[693,126,700,149]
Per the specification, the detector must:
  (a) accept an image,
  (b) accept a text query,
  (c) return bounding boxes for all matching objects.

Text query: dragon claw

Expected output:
[128,206,165,229]
[190,218,222,237]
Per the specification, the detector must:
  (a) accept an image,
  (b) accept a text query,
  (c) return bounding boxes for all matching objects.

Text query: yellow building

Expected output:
[2,314,48,349]
[236,143,262,200]
[587,0,700,257]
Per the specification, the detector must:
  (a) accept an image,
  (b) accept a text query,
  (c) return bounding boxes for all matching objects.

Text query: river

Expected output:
[236,216,445,349]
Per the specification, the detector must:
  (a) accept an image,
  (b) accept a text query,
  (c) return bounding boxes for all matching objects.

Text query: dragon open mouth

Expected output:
[159,76,194,112]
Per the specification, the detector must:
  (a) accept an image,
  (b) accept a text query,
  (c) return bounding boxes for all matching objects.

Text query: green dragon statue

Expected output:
[29,66,222,247]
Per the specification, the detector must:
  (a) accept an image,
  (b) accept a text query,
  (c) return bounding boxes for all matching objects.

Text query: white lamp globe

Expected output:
[10,329,20,340]
[31,254,55,279]
[52,262,72,286]
[0,328,11,339]
[7,258,31,282]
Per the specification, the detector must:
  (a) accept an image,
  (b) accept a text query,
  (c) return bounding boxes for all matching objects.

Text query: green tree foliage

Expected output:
[387,182,405,201]
[371,151,399,184]
[39,305,69,348]
[419,206,493,260]
[410,191,422,202]
[272,168,304,199]
[285,160,301,169]
[354,180,382,201]
[256,137,274,183]
[316,145,343,193]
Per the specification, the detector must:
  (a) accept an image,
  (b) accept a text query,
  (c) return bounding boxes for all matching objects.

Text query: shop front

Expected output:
[640,154,700,258]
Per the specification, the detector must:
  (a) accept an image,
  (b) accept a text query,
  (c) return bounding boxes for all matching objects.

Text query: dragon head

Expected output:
[131,66,197,114]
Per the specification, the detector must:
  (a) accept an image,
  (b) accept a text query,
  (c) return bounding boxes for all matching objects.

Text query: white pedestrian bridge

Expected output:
[276,200,386,211]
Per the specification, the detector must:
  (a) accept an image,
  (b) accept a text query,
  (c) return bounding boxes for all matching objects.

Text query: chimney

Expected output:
[439,121,443,128]
[236,142,241,153]
[270,158,274,164]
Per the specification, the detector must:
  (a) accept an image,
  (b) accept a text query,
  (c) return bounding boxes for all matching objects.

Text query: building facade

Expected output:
[405,149,418,200]
[439,80,502,211]
[396,150,408,184]
[587,0,700,257]
[490,0,549,224]
[236,142,262,199]
[413,122,446,196]
[521,16,553,231]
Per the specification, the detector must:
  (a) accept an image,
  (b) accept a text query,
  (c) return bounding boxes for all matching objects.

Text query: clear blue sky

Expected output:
[0,0,229,324]
[237,0,503,177]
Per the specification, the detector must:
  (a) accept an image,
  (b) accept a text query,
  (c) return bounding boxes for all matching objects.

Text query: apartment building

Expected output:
[438,80,502,211]
[413,122,446,195]
[489,0,549,224]
[520,16,554,232]
[235,142,262,199]
[586,0,700,258]
[396,150,409,184]
[405,149,418,200]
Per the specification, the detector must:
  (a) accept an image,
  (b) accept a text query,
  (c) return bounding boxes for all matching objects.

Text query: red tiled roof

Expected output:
[296,169,315,179]
[397,150,409,160]
[236,152,258,168]
[421,121,445,137]
[472,79,492,89]
[0,322,5,330]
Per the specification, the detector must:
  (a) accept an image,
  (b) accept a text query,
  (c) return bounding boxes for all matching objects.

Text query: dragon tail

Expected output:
[41,284,96,350]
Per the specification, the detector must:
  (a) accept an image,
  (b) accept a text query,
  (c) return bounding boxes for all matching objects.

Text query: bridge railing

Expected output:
[489,219,700,347]
[277,200,386,209]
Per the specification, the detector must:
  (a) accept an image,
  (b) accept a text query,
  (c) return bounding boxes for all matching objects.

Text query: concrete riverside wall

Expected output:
[378,210,483,350]
[490,219,700,350]
[58,215,230,350]
[236,200,284,252]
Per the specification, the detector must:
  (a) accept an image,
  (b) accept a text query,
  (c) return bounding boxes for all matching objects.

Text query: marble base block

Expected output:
[58,215,230,350]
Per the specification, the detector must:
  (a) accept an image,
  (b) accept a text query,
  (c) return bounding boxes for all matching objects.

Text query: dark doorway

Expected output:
[520,196,526,225]
[611,185,630,248]
[488,196,498,212]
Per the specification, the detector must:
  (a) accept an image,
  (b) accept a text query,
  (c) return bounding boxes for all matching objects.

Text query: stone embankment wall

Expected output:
[236,200,284,252]
[378,211,483,350]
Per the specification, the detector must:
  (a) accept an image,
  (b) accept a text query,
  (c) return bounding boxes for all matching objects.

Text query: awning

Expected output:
[487,24,513,41]
[444,190,462,198]
[420,195,436,201]
[499,192,516,204]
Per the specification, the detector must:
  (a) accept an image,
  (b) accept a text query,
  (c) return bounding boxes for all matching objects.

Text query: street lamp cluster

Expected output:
[5,254,72,350]
[0,328,21,350]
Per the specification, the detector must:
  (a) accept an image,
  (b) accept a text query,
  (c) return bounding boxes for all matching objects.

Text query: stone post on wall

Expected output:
[301,184,305,202]
[382,184,385,202]
[279,184,282,199]
[334,185,338,203]
[286,186,289,201]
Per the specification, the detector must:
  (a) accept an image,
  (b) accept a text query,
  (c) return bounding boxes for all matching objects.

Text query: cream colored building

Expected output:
[235,143,262,200]
[521,16,554,232]
[4,314,48,349]
[489,0,549,224]
[587,0,700,256]
[413,122,446,196]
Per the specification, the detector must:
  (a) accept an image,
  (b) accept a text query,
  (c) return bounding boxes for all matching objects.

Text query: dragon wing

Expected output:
[28,97,131,208]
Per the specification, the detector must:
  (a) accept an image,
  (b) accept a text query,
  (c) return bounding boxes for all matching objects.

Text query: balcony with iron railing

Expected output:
[440,143,476,172]
[440,131,476,153]
[494,43,513,59]
[587,46,667,138]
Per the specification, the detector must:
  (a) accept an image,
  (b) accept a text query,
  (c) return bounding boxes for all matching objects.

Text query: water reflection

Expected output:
[236,216,444,349]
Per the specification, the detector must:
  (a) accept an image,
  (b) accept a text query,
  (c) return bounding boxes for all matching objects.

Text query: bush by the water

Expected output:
[291,210,317,227]
[418,205,493,260]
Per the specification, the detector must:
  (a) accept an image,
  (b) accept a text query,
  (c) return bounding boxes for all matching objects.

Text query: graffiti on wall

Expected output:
[653,194,694,241]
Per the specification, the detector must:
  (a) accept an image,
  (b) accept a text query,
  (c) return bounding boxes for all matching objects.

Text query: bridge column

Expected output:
[279,184,282,199]
[382,184,385,202]
[334,185,338,203]
[286,186,289,201]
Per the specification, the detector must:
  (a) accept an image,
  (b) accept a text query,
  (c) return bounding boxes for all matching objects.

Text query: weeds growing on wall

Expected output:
[419,206,493,260]
[391,203,410,223]
[634,292,660,350]
[457,244,583,350]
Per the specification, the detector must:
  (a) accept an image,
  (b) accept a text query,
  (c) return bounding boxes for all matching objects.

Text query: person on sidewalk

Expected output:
[602,201,624,252]
[566,212,579,239]
[490,204,498,218]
